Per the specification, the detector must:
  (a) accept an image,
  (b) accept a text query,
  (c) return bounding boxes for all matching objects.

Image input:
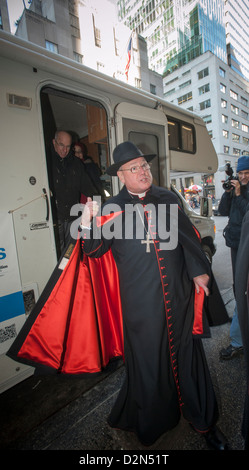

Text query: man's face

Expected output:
[117,156,153,194]
[238,170,249,186]
[53,132,72,158]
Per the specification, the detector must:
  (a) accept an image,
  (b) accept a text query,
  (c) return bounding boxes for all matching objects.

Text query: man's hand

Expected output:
[230,179,241,196]
[81,197,99,227]
[193,274,210,296]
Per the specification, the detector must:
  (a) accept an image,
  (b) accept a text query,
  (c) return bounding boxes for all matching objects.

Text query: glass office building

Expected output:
[117,0,226,76]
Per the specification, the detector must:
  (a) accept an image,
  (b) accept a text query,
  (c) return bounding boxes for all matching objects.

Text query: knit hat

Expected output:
[237,155,249,172]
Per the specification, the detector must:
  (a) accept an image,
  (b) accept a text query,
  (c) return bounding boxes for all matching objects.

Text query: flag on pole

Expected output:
[125,36,132,80]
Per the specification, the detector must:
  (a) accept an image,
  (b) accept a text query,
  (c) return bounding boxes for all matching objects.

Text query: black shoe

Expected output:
[220,344,243,360]
[204,426,229,450]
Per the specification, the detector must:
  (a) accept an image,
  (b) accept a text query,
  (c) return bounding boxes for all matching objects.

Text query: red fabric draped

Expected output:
[17,240,124,374]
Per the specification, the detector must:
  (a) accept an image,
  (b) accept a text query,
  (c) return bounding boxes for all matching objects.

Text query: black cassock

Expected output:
[8,185,229,446]
[81,185,228,445]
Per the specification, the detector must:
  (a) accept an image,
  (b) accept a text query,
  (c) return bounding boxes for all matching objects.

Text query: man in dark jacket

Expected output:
[50,131,97,257]
[235,208,249,449]
[218,155,249,359]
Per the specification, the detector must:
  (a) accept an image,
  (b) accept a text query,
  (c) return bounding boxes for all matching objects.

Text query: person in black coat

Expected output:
[235,208,249,449]
[49,131,97,257]
[218,156,249,359]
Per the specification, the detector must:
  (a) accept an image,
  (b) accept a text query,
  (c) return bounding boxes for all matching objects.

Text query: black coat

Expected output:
[82,184,228,445]
[218,183,249,249]
[235,210,249,449]
[49,147,97,222]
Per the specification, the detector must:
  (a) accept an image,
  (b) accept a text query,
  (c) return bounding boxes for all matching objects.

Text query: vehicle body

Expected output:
[173,187,216,262]
[212,198,221,216]
[0,31,218,391]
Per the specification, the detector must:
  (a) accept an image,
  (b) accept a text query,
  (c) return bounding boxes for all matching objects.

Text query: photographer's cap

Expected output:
[237,155,249,172]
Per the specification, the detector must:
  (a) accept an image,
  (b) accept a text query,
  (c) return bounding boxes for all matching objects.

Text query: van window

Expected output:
[167,116,196,154]
[129,131,160,185]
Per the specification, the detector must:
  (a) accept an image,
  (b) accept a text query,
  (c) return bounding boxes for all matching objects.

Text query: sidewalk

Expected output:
[0,288,246,452]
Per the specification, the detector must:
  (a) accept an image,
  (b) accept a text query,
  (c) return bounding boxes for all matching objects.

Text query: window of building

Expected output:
[224,145,229,154]
[73,52,83,63]
[242,123,249,132]
[199,83,210,95]
[45,40,58,54]
[220,83,226,93]
[241,109,248,119]
[179,80,191,89]
[150,84,156,95]
[164,88,175,97]
[232,133,240,143]
[231,104,239,115]
[230,90,238,100]
[223,130,229,138]
[241,96,248,107]
[219,67,225,78]
[222,114,228,123]
[243,137,249,146]
[232,119,239,128]
[197,67,209,80]
[221,99,227,108]
[200,99,211,110]
[70,14,80,38]
[97,62,104,71]
[203,115,212,124]
[233,148,240,156]
[178,92,192,105]
[92,15,101,47]
[135,78,142,89]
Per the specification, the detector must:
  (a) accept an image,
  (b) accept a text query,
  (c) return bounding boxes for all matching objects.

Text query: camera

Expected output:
[222,163,239,190]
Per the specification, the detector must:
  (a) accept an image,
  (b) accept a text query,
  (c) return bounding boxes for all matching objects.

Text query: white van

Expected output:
[0,31,217,391]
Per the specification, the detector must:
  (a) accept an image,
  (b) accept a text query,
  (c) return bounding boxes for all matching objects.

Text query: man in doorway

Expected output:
[49,130,97,256]
[80,141,228,449]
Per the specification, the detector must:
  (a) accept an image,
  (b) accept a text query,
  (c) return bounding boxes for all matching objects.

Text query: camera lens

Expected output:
[223,180,232,190]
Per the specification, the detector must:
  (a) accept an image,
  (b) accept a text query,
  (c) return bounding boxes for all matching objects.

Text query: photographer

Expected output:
[219,155,249,359]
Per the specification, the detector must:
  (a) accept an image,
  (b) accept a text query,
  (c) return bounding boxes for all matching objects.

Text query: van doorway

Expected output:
[40,87,111,259]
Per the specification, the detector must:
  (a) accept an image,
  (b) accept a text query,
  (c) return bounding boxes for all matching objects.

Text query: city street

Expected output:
[0,214,246,454]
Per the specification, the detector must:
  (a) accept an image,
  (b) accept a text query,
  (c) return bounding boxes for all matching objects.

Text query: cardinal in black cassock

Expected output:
[8,142,229,450]
[79,142,229,448]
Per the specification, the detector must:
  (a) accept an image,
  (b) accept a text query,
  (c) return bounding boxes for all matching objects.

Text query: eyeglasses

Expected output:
[119,162,152,174]
[55,141,71,150]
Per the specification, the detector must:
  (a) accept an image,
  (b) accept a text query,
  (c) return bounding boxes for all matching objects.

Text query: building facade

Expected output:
[117,0,227,76]
[0,0,10,31]
[14,0,163,96]
[164,50,249,198]
[224,0,249,81]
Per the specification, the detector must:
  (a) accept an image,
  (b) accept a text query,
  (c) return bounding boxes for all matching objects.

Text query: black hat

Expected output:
[106,141,156,176]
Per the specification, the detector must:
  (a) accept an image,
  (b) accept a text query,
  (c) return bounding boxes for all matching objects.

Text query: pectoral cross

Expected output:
[141,232,154,253]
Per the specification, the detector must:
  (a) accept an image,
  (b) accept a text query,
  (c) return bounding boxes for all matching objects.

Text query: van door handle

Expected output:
[43,188,49,221]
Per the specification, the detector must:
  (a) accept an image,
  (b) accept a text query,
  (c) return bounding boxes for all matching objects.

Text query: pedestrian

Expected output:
[235,208,249,449]
[80,141,228,449]
[218,155,249,359]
